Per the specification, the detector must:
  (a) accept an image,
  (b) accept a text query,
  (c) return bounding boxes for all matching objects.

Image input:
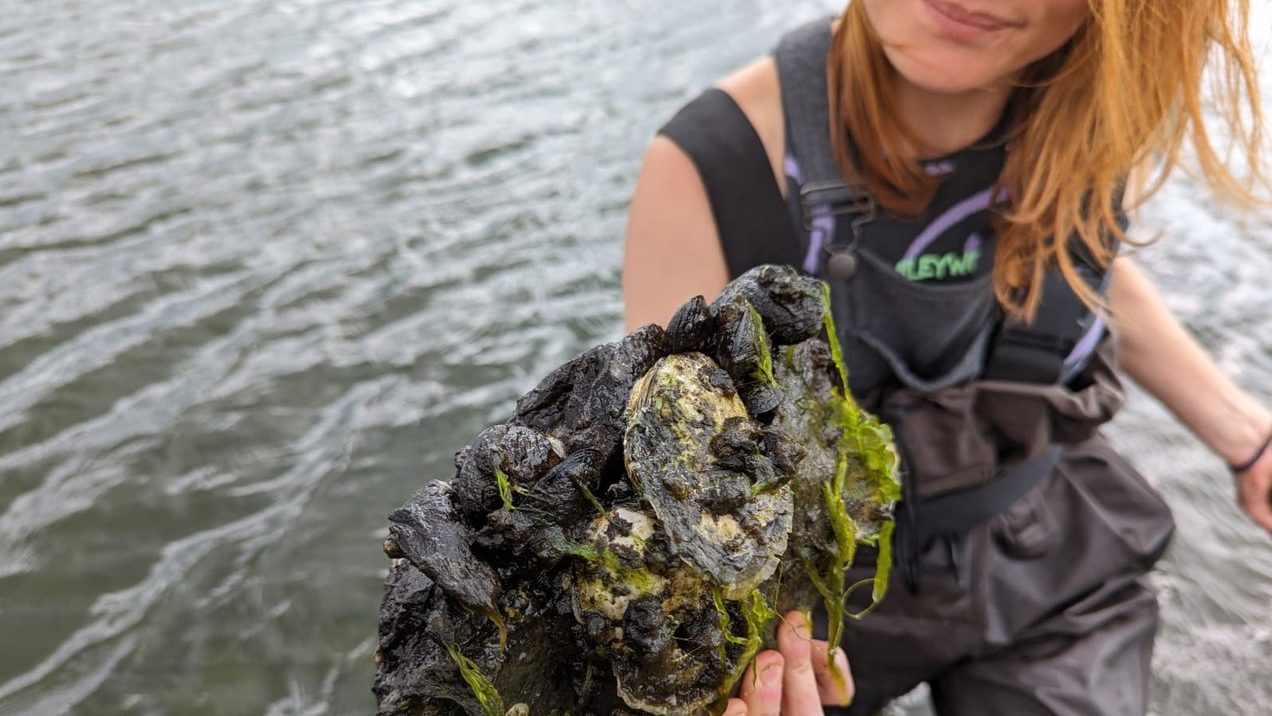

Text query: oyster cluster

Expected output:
[374,265,900,716]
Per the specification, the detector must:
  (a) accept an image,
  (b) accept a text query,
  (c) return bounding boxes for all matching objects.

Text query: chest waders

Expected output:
[659,14,1177,715]
[773,15,1130,600]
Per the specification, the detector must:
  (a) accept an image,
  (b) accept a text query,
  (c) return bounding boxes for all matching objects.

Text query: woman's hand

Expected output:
[723,611,854,716]
[1234,442,1272,535]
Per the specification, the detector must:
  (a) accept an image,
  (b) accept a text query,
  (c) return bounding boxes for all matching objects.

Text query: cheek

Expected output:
[859,0,889,43]
[1033,0,1091,57]
[1048,0,1092,25]
[860,0,921,45]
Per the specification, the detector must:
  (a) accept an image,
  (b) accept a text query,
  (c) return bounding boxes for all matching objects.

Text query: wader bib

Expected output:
[659,14,1176,716]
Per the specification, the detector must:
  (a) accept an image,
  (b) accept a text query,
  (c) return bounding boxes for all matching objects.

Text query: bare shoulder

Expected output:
[715,56,786,199]
[716,16,843,199]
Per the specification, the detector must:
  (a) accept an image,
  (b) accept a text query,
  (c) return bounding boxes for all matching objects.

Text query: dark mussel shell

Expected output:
[715,264,823,345]
[666,295,716,354]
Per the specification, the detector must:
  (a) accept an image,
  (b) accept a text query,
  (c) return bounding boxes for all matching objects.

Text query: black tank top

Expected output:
[658,87,1006,286]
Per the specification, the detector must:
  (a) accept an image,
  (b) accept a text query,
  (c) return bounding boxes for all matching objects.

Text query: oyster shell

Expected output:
[572,507,736,715]
[623,352,793,598]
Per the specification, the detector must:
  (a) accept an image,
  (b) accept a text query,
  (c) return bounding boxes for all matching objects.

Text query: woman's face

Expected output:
[861,0,1091,94]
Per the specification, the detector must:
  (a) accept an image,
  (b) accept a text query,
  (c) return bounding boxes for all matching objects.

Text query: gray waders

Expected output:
[823,344,1174,715]
[769,16,1177,716]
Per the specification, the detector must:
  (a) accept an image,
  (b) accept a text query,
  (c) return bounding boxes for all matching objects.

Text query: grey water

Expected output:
[1,0,1270,714]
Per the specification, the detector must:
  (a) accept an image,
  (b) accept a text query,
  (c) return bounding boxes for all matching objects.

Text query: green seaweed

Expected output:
[853,422,902,504]
[494,468,514,511]
[560,541,620,571]
[445,642,505,716]
[483,606,509,653]
[746,300,777,386]
[714,586,780,698]
[820,478,857,649]
[749,477,784,497]
[575,482,606,514]
[561,540,658,593]
[740,589,779,637]
[711,586,747,670]
[872,521,895,604]
[819,283,850,392]
[712,587,749,648]
[809,283,901,661]
[712,586,777,648]
[737,590,778,692]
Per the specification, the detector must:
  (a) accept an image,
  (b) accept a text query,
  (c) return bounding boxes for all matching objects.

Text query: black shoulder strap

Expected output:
[982,218,1125,385]
[657,88,801,278]
[982,271,1100,384]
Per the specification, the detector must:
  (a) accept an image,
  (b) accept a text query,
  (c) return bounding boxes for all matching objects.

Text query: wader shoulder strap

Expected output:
[982,271,1105,385]
[773,15,867,218]
[657,88,802,277]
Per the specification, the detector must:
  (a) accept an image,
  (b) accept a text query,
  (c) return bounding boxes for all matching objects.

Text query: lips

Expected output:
[924,0,1022,32]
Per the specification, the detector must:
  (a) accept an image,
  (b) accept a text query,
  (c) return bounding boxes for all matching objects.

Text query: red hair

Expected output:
[827,0,1268,317]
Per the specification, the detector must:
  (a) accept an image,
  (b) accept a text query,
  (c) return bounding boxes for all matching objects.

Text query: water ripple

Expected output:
[1,0,1270,714]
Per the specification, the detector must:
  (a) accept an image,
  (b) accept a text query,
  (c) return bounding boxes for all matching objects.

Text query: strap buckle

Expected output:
[798,180,876,231]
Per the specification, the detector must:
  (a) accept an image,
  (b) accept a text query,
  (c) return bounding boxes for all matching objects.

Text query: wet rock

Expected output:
[451,425,565,523]
[388,482,501,621]
[567,324,671,458]
[474,450,607,567]
[515,344,612,432]
[374,264,899,716]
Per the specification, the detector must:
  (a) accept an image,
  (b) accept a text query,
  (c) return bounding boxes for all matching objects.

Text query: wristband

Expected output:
[1230,431,1272,474]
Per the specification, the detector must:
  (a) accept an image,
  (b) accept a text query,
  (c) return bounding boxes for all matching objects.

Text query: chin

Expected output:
[883,46,1006,95]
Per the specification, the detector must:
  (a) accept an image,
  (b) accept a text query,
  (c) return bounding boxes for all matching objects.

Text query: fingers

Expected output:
[775,612,822,716]
[734,612,855,715]
[810,639,855,706]
[737,650,784,716]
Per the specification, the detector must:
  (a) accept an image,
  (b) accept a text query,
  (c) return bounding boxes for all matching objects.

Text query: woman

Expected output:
[623,1,1271,714]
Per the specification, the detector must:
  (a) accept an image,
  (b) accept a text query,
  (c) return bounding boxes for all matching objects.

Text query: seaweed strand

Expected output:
[444,642,505,716]
[494,468,514,511]
[745,301,777,387]
[814,284,901,663]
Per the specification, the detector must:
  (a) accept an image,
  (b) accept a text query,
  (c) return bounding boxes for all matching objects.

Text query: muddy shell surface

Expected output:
[572,507,742,715]
[623,353,793,599]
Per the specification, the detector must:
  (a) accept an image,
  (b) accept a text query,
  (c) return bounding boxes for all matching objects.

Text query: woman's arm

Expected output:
[621,135,730,332]
[1108,256,1272,534]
